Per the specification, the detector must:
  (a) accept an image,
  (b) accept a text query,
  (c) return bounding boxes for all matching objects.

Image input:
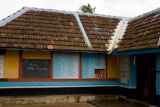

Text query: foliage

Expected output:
[79,4,96,14]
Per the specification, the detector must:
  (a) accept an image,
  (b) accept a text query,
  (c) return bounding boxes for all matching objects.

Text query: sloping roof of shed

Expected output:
[117,8,160,51]
[0,7,121,52]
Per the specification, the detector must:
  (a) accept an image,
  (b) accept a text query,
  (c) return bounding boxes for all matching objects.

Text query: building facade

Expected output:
[0,6,159,105]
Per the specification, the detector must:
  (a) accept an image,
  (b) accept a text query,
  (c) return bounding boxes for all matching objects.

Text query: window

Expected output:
[82,53,106,79]
[53,52,79,79]
[22,59,50,78]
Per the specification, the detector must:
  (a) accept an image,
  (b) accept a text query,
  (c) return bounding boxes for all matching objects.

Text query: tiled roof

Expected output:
[80,15,120,51]
[117,8,160,51]
[0,9,88,51]
[0,7,121,52]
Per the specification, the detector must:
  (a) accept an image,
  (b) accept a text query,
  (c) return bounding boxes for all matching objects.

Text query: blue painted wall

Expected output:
[82,53,106,78]
[0,81,119,88]
[156,54,160,95]
[128,56,136,88]
[112,48,160,56]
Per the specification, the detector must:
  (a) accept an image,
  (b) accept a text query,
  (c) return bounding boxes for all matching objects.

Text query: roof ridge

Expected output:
[130,7,160,21]
[0,7,31,27]
[73,13,93,50]
[25,6,126,19]
[107,18,129,53]
[0,6,128,27]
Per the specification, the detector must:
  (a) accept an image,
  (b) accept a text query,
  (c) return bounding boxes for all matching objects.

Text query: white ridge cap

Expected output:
[107,18,129,53]
[73,13,93,50]
[24,6,74,14]
[0,7,31,27]
[78,12,128,20]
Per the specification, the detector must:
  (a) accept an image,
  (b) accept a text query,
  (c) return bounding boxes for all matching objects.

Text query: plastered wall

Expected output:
[4,50,19,79]
[107,55,120,79]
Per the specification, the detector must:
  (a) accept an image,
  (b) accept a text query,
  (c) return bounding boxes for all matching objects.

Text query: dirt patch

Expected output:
[3,102,95,107]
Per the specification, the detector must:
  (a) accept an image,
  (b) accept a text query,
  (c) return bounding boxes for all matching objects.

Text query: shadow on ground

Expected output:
[88,99,148,107]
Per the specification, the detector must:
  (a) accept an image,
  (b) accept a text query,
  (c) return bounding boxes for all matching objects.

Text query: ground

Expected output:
[3,100,148,107]
[3,103,94,107]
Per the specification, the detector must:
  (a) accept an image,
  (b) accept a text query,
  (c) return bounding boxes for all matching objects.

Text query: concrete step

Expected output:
[0,94,119,105]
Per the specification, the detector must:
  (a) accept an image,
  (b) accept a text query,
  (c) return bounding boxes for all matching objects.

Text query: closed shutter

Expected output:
[53,53,79,79]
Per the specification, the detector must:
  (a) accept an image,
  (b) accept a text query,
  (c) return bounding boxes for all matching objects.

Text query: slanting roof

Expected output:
[79,14,120,51]
[117,8,160,51]
[0,7,121,52]
[0,7,89,51]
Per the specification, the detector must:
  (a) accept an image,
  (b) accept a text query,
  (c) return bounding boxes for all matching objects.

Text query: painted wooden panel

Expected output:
[0,55,4,78]
[4,50,19,79]
[23,51,50,59]
[53,52,79,79]
[107,55,120,79]
[82,53,106,79]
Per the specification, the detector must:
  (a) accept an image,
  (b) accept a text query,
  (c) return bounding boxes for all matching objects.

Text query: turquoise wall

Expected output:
[82,53,106,78]
[128,56,136,88]
[0,81,119,88]
[156,54,160,95]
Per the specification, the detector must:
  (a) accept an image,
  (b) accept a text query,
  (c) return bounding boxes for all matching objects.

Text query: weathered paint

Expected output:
[82,53,106,78]
[53,52,79,79]
[156,54,160,95]
[107,55,120,79]
[4,50,19,79]
[22,50,50,59]
[117,56,136,89]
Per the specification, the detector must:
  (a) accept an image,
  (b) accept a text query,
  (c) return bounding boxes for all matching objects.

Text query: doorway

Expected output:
[136,54,156,100]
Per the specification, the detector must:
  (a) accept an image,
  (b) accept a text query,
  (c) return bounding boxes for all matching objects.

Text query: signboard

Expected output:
[22,59,50,78]
[94,69,105,79]
[0,55,4,78]
[120,56,130,83]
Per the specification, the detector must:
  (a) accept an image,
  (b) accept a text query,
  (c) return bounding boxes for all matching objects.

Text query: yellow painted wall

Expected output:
[107,55,120,79]
[22,51,51,59]
[4,50,19,79]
